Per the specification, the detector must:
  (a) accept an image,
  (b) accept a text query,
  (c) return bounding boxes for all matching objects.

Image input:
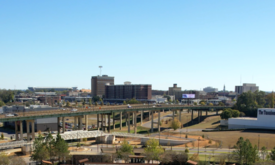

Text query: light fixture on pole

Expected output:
[99,66,102,76]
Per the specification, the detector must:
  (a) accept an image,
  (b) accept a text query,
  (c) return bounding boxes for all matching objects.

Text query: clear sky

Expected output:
[1,1,275,91]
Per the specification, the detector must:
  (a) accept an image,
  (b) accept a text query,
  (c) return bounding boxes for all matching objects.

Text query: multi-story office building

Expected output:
[235,83,259,94]
[203,86,218,93]
[105,82,152,102]
[168,84,181,95]
[91,75,114,97]
[152,90,168,95]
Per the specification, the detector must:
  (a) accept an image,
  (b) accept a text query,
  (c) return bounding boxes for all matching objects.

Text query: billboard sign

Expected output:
[182,94,195,98]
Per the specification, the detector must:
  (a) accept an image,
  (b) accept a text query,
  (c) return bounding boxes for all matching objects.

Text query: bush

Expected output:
[185,134,188,139]
[82,138,87,142]
[202,134,204,138]
[209,140,212,144]
[185,149,189,153]
[171,119,181,130]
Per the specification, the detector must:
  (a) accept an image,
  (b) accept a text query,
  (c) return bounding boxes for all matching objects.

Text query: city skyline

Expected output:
[1,1,275,91]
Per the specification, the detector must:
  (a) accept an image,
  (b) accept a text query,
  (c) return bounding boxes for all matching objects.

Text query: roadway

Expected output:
[0,104,228,122]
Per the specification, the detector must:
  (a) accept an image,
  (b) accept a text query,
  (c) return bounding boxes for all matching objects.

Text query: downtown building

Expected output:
[91,75,114,97]
[235,83,259,94]
[104,82,152,102]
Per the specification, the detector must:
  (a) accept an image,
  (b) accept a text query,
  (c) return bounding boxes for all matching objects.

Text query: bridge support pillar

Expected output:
[120,112,122,130]
[62,117,65,133]
[198,110,200,123]
[172,110,175,121]
[108,114,111,133]
[134,112,137,134]
[140,111,143,125]
[97,114,99,130]
[74,116,77,130]
[57,117,60,134]
[31,120,35,140]
[158,111,161,132]
[113,112,115,130]
[85,115,88,131]
[26,120,30,142]
[20,121,23,140]
[127,113,130,133]
[206,111,208,116]
[15,121,19,141]
[216,109,218,115]
[179,110,182,128]
[101,114,104,131]
[149,111,151,121]
[132,112,134,127]
[151,111,154,133]
[191,110,193,124]
[79,116,83,130]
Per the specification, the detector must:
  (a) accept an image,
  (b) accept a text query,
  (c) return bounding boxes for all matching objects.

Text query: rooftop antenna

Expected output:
[99,66,102,76]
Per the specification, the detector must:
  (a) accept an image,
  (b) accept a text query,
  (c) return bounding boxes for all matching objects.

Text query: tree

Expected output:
[95,102,98,106]
[66,101,70,107]
[193,102,197,105]
[0,100,5,107]
[1,133,3,140]
[173,151,188,165]
[220,110,232,119]
[267,92,275,108]
[123,101,127,105]
[0,89,14,103]
[261,146,268,161]
[144,139,164,163]
[75,100,78,107]
[88,99,92,106]
[208,103,213,106]
[200,102,205,106]
[45,133,56,163]
[82,99,85,107]
[159,151,173,165]
[270,147,275,161]
[233,137,258,165]
[55,133,70,162]
[92,96,100,102]
[31,134,50,164]
[176,100,179,104]
[171,119,181,130]
[0,152,10,165]
[189,153,199,162]
[117,140,133,163]
[231,110,240,117]
[219,102,224,106]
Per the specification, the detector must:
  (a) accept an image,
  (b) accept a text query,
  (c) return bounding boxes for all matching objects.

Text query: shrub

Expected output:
[171,119,181,130]
[185,134,188,139]
[185,149,189,153]
[209,140,212,144]
[202,134,204,138]
[82,138,87,142]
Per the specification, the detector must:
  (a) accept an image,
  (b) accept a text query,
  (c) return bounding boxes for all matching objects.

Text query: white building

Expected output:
[203,86,218,93]
[228,108,275,129]
[235,83,259,94]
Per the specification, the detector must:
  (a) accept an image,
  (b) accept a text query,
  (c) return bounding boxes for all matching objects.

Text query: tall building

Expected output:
[168,84,181,95]
[105,82,152,102]
[235,83,259,94]
[91,75,114,97]
[203,86,218,93]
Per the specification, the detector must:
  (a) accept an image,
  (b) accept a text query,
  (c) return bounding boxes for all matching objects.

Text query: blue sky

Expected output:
[1,1,275,91]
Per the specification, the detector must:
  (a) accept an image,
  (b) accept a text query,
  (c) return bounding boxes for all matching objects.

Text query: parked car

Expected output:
[14,113,18,116]
[5,114,14,117]
[71,108,78,112]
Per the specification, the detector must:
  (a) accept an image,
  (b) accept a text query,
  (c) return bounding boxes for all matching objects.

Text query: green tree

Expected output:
[220,110,232,119]
[92,96,100,102]
[117,139,133,162]
[144,138,164,163]
[0,89,14,103]
[218,102,224,106]
[123,101,127,105]
[174,151,188,165]
[171,119,181,130]
[208,103,213,106]
[31,134,50,164]
[45,133,56,163]
[200,102,205,106]
[232,110,240,117]
[75,100,78,107]
[193,102,197,105]
[66,101,70,107]
[176,100,179,104]
[55,133,70,162]
[267,92,275,108]
[0,100,5,107]
[95,102,98,106]
[270,147,275,161]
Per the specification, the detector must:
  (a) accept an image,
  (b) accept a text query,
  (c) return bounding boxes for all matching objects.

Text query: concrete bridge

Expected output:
[0,105,229,141]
